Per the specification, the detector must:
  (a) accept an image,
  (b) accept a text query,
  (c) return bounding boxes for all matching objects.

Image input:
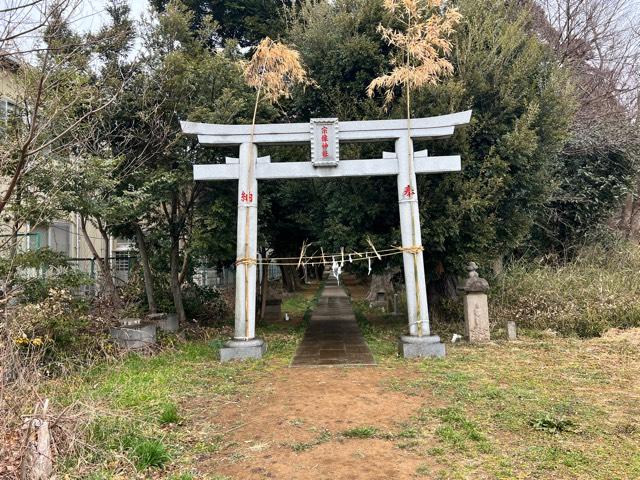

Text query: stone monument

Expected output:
[459,262,490,343]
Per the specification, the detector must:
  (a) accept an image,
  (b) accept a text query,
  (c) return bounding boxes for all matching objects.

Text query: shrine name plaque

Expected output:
[310,118,339,167]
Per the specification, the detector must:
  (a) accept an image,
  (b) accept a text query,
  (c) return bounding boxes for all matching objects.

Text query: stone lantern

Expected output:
[459,262,490,343]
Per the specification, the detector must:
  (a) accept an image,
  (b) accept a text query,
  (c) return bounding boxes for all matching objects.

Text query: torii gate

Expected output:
[181,110,472,361]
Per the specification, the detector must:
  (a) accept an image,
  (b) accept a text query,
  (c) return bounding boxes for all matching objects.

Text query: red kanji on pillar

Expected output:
[402,184,415,198]
[241,191,254,203]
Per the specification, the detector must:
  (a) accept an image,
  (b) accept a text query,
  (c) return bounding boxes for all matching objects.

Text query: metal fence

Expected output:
[16,251,283,295]
[192,262,281,289]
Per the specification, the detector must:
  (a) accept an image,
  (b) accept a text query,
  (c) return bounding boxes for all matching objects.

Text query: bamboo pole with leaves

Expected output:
[241,37,311,338]
[368,0,461,335]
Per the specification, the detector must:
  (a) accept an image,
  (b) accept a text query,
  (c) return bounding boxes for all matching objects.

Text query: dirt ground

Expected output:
[189,366,440,480]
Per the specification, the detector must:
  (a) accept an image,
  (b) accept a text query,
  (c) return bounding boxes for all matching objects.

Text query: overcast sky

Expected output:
[76,0,149,34]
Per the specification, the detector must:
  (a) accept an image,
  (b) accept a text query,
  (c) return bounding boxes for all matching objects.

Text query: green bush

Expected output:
[491,242,640,337]
[180,284,230,324]
[127,266,231,323]
[0,249,93,303]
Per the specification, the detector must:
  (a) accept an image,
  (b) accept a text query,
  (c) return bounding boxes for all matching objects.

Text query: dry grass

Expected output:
[367,0,461,105]
[491,243,640,336]
[243,37,313,104]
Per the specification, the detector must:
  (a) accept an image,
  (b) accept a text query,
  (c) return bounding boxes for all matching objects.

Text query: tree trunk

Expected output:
[280,264,299,293]
[169,234,186,323]
[134,223,156,313]
[81,216,121,309]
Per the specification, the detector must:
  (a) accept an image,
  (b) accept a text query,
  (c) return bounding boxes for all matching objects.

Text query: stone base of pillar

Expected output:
[219,338,266,362]
[398,335,445,359]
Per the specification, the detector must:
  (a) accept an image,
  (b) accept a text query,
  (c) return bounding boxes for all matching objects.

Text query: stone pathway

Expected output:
[290,274,376,367]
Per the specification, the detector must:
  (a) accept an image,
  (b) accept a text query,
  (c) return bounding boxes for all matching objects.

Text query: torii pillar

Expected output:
[181,111,472,361]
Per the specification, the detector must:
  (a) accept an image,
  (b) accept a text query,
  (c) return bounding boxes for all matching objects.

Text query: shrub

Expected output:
[180,284,230,324]
[11,289,89,352]
[0,249,93,303]
[7,288,113,369]
[127,268,231,324]
[491,242,640,337]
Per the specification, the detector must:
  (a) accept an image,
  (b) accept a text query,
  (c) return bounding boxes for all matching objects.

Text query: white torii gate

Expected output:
[181,110,472,361]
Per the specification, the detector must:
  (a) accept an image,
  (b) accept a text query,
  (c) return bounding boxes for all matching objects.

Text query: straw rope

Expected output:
[235,244,425,266]
[235,257,258,266]
[394,245,424,255]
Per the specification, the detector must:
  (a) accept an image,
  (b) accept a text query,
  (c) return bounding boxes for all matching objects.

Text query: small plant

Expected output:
[160,403,180,425]
[130,438,170,470]
[396,426,419,439]
[288,418,305,427]
[291,441,312,452]
[341,426,379,438]
[529,414,576,434]
[290,428,332,452]
[416,464,431,476]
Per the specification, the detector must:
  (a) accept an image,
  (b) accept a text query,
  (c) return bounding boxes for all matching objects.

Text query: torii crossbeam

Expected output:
[181,110,472,361]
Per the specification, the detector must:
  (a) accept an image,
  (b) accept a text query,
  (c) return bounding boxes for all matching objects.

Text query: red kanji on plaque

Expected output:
[402,184,415,198]
[311,119,339,165]
[320,126,330,158]
[240,191,254,203]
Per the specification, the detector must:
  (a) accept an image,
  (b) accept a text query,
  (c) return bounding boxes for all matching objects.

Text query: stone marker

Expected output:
[459,262,490,343]
[263,298,282,321]
[506,320,517,341]
[110,318,157,349]
[148,312,179,333]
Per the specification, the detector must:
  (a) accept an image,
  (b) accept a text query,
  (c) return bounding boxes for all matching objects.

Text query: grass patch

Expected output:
[129,438,170,470]
[160,402,180,425]
[341,426,379,439]
[529,413,577,434]
[51,337,275,477]
[290,428,332,452]
[434,406,489,451]
[416,464,431,476]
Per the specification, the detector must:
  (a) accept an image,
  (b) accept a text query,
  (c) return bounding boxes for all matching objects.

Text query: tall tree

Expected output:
[150,0,293,47]
[121,0,255,321]
[284,0,574,281]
